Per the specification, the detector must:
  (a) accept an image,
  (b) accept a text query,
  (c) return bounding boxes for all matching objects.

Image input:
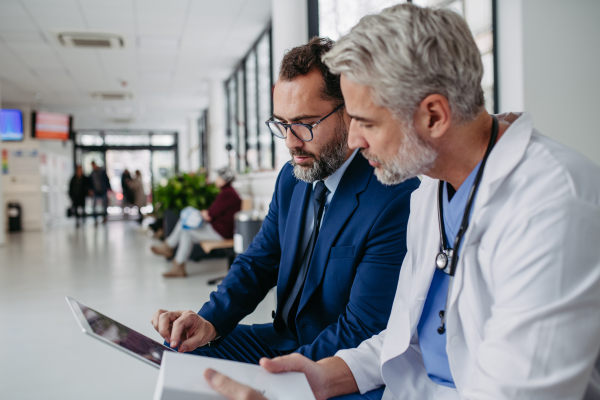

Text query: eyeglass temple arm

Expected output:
[313,103,345,127]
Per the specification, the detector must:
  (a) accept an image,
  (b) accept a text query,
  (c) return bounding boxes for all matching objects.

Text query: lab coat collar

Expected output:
[447,112,533,311]
[475,112,533,207]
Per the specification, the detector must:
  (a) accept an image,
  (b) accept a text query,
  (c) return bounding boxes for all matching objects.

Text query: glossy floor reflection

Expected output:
[0,220,275,400]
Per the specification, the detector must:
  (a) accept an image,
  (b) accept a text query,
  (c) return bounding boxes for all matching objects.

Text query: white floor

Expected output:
[0,220,275,400]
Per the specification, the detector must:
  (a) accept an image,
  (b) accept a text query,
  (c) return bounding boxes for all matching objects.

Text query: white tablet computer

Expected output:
[66,296,175,368]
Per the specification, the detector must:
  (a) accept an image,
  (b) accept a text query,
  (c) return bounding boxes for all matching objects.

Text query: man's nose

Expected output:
[285,128,304,150]
[348,119,368,150]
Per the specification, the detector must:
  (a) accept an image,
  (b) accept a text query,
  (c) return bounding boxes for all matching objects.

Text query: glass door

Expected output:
[152,150,175,188]
[105,149,152,217]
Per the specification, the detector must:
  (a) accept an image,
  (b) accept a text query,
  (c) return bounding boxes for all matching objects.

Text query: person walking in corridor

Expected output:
[69,165,89,228]
[89,161,111,225]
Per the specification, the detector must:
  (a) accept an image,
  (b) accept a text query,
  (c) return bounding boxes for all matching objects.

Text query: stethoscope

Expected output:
[435,115,499,335]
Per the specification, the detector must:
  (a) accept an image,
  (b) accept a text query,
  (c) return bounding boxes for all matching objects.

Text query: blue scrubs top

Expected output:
[416,162,482,388]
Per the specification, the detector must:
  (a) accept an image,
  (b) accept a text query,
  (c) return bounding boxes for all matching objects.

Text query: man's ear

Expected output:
[414,94,451,139]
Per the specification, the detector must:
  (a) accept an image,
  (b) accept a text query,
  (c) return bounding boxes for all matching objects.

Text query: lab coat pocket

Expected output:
[457,241,490,344]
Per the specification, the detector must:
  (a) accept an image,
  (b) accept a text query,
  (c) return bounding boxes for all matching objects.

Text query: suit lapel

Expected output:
[297,154,372,313]
[276,181,311,304]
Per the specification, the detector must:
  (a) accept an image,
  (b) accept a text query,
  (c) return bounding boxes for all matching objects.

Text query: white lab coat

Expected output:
[336,112,600,400]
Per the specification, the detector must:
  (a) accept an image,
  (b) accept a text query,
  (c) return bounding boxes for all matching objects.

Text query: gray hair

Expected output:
[322,3,484,124]
[216,167,235,184]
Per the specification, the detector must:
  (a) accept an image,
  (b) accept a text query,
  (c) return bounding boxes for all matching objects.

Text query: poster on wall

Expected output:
[2,149,8,174]
[1,149,39,175]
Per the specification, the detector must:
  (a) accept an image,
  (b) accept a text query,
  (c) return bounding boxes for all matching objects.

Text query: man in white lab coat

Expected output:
[202,4,600,400]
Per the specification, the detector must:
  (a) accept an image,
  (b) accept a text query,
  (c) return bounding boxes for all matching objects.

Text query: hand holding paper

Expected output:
[205,369,268,400]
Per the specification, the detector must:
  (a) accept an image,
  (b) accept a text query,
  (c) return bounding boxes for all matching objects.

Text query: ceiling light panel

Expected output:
[0,2,37,32]
[25,1,86,31]
[16,48,63,69]
[80,1,134,31]
[137,35,180,50]
[188,0,247,17]
[96,51,136,78]
[138,54,175,71]
[0,32,47,46]
[140,70,172,79]
[136,1,187,36]
[92,91,133,100]
[1,74,46,93]
[58,32,124,48]
[40,75,79,93]
[104,106,133,115]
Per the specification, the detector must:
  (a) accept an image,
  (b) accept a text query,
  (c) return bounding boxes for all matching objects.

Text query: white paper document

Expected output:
[154,352,316,400]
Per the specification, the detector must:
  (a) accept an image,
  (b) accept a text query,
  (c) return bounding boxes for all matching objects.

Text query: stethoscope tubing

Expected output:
[436,115,499,333]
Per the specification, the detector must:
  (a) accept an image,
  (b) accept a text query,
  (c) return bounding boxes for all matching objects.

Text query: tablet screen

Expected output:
[69,298,174,366]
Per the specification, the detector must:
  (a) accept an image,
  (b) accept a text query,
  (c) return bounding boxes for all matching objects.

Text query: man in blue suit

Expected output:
[151,38,419,366]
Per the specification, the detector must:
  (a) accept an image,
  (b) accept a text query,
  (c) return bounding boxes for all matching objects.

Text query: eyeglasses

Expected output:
[265,103,344,142]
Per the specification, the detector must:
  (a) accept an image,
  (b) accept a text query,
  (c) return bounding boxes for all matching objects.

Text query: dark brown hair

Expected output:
[279,37,343,104]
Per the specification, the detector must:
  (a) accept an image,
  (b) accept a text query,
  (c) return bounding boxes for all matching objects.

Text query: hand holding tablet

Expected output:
[154,353,316,400]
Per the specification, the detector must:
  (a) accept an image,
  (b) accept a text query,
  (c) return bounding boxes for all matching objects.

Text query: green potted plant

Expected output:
[152,172,220,218]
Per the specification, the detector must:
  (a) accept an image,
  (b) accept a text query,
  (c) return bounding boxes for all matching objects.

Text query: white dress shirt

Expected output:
[336,113,600,400]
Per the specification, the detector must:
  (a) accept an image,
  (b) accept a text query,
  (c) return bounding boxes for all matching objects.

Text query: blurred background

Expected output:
[0,0,598,399]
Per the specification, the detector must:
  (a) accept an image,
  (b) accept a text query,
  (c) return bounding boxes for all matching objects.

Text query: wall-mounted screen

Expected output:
[0,109,24,141]
[32,111,72,140]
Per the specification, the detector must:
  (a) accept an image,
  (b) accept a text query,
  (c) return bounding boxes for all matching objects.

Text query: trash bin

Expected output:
[7,202,22,232]
[234,210,264,254]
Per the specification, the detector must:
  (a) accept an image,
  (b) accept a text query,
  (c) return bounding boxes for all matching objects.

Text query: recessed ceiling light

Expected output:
[58,32,124,48]
[91,92,133,100]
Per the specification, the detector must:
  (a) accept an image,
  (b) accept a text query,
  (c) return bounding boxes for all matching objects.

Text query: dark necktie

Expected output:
[281,180,329,335]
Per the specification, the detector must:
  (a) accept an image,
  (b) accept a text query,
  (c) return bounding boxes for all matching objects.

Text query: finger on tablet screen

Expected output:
[158,311,179,342]
[151,309,167,330]
[170,313,192,349]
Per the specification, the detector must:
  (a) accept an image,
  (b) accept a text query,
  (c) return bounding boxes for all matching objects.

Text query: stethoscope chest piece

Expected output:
[435,250,453,271]
[436,252,447,270]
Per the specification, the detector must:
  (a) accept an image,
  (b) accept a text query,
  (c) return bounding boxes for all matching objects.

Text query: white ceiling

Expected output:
[0,0,271,131]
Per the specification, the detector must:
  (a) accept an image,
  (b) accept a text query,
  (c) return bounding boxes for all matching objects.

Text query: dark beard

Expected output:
[290,122,349,183]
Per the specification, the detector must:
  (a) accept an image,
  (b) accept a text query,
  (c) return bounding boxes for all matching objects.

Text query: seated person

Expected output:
[151,167,241,278]
[203,4,600,400]
[150,38,420,366]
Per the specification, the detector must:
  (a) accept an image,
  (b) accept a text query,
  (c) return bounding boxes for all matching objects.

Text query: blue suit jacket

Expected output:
[198,154,419,360]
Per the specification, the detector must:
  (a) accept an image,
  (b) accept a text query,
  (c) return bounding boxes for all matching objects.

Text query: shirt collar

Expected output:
[312,148,359,194]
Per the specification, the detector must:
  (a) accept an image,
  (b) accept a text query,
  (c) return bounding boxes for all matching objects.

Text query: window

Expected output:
[226,77,239,170]
[198,109,208,169]
[225,25,274,173]
[315,0,497,113]
[257,33,274,170]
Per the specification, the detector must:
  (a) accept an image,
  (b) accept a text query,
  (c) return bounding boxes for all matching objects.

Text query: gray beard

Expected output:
[291,123,349,183]
[362,124,437,185]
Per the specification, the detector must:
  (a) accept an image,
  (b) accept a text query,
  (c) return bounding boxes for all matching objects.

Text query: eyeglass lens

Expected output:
[267,122,313,141]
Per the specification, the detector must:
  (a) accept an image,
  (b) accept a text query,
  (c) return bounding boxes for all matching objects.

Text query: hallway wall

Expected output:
[0,82,4,245]
[497,0,600,166]
[1,104,74,231]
